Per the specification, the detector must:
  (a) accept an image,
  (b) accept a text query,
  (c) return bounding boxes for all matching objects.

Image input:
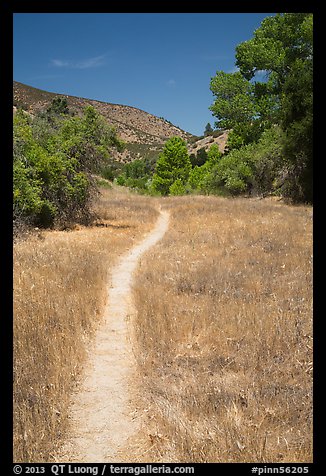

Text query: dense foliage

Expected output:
[204,123,214,136]
[210,13,313,202]
[14,15,312,208]
[119,13,312,202]
[13,100,124,229]
[150,137,192,196]
[115,159,152,190]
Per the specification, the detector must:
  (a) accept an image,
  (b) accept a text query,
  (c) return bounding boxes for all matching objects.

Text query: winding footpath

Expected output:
[55,208,170,462]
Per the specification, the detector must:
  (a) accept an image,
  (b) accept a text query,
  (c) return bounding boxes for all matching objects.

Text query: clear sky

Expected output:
[13,13,274,136]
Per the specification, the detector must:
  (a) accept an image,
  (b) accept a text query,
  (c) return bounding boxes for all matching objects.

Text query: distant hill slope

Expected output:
[13,81,193,163]
[13,81,228,162]
[188,130,229,156]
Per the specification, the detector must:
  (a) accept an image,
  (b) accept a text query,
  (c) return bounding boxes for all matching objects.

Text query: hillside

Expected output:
[13,81,194,163]
[188,130,229,155]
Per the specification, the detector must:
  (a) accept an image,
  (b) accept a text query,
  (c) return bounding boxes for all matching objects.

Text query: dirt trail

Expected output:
[55,208,169,462]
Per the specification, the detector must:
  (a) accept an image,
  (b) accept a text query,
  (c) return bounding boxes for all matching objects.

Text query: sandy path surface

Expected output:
[55,208,169,462]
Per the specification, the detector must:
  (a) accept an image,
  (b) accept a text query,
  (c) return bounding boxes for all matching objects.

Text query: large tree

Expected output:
[210,13,313,201]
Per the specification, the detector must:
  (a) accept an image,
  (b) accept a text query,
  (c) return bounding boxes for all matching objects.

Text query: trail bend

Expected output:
[55,207,170,462]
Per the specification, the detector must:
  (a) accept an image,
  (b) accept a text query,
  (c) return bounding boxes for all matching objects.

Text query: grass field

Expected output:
[13,188,158,462]
[13,191,313,463]
[132,196,313,463]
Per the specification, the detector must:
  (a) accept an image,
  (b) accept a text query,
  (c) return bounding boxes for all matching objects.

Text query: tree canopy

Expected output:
[13,102,124,229]
[210,13,313,201]
[204,123,214,136]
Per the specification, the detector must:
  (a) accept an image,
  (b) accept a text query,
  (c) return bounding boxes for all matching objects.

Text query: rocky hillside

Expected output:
[13,81,193,163]
[13,81,228,163]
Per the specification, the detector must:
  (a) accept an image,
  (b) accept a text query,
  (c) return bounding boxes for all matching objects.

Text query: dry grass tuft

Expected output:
[132,196,313,463]
[13,187,158,462]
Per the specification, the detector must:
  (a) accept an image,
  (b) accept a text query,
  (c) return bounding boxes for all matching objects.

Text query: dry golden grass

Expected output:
[13,187,158,462]
[132,196,313,463]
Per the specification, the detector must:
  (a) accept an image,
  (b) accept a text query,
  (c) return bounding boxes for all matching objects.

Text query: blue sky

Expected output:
[13,13,274,136]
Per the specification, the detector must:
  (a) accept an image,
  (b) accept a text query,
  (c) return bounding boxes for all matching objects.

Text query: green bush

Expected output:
[101,163,122,181]
[190,147,208,168]
[124,158,151,180]
[13,105,123,229]
[125,177,149,190]
[101,166,116,181]
[206,149,253,195]
[115,175,126,186]
[36,201,57,228]
[169,179,186,196]
[207,144,222,164]
[185,126,286,198]
[203,126,286,197]
[250,126,284,196]
[13,158,44,217]
[188,163,210,193]
[46,96,69,116]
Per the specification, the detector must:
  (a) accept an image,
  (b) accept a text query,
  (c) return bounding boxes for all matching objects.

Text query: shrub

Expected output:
[188,163,210,193]
[250,126,284,196]
[169,179,186,196]
[46,96,69,116]
[206,149,253,195]
[115,175,126,186]
[204,126,285,197]
[13,105,123,230]
[13,159,44,218]
[101,162,123,181]
[207,144,222,163]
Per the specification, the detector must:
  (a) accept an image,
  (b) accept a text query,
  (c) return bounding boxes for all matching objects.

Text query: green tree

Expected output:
[204,122,213,136]
[13,105,124,229]
[203,126,285,197]
[169,179,186,196]
[46,96,69,116]
[51,105,124,174]
[188,162,211,193]
[115,158,152,192]
[210,71,261,145]
[151,137,191,195]
[280,57,313,201]
[210,13,313,201]
[124,159,150,180]
[206,148,254,196]
[235,14,312,87]
[187,144,223,194]
[190,147,208,168]
[207,144,222,164]
[250,126,284,196]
